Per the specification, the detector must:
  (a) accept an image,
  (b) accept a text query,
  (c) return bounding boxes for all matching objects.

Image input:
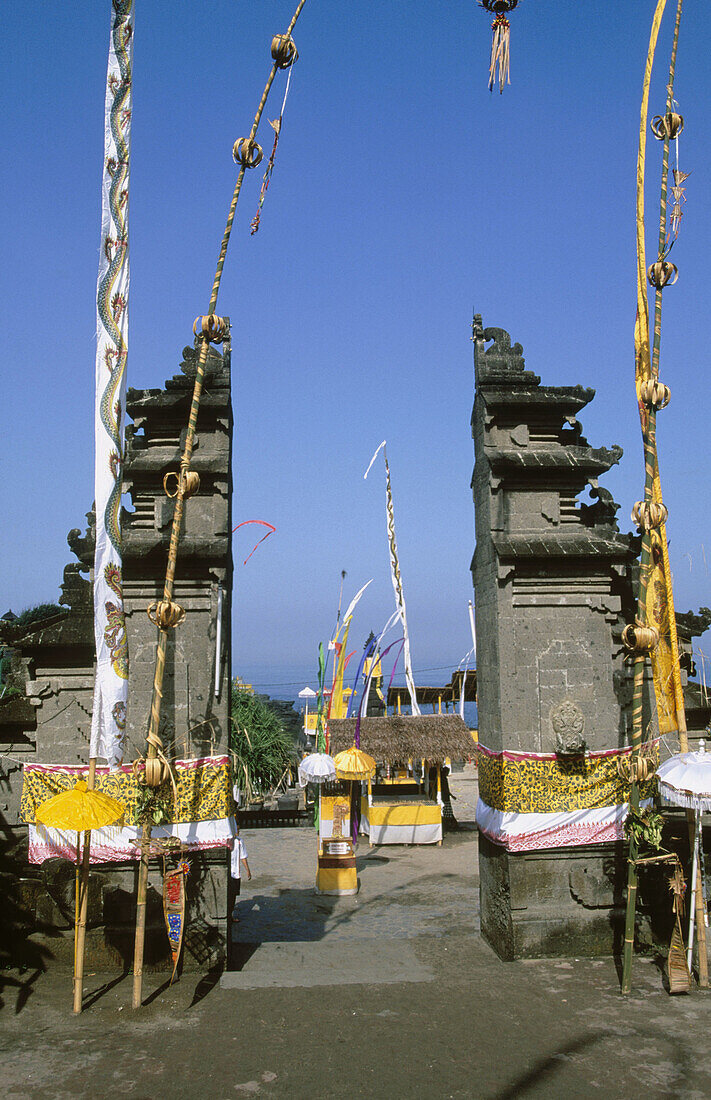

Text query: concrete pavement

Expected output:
[3,765,711,1099]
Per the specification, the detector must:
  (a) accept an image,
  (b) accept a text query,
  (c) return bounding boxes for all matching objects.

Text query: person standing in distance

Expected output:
[228,826,252,921]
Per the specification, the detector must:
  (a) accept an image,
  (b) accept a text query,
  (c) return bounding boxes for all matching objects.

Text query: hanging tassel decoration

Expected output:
[489,13,511,93]
[250,119,282,235]
[479,1,519,94]
[250,58,295,235]
[670,168,689,240]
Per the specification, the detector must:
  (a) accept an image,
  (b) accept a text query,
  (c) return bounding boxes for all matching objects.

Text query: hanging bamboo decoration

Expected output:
[131,0,307,1010]
[621,0,707,994]
[479,1,520,94]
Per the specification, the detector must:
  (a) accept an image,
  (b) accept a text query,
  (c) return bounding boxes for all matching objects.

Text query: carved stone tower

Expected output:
[123,335,232,755]
[471,316,654,959]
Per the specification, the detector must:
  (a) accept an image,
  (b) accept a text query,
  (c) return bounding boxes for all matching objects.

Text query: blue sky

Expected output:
[3,1,711,699]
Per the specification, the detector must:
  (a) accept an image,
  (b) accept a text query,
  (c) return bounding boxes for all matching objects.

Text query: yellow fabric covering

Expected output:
[22,757,231,826]
[365,800,441,826]
[477,744,659,814]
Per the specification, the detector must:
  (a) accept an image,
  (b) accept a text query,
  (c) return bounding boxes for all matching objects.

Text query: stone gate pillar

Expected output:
[470,316,656,958]
[123,333,232,756]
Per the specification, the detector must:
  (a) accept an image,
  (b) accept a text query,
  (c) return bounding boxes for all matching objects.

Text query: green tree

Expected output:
[230,682,297,803]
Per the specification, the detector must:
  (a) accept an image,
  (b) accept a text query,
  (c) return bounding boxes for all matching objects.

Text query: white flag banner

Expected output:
[364,442,420,715]
[91,0,133,768]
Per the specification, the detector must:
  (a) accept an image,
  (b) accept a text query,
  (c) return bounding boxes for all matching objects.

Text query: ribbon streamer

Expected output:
[233,519,276,565]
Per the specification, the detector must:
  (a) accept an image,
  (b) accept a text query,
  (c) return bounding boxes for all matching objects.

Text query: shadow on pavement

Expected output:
[488,1031,613,1099]
[82,968,129,1010]
[189,960,225,1006]
[489,1024,693,1100]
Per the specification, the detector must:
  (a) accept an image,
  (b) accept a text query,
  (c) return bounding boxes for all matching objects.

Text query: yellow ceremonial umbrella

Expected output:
[35,779,125,832]
[333,745,376,781]
[35,779,125,1013]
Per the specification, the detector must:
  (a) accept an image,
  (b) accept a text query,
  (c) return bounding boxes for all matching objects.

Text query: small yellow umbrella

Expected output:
[35,779,125,832]
[35,779,125,1013]
[333,745,376,781]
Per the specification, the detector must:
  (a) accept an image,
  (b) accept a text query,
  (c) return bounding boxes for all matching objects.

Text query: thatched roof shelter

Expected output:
[328,715,475,766]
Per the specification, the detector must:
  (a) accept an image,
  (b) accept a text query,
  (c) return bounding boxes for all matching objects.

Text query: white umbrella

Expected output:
[656,739,711,969]
[298,752,337,788]
[298,687,318,740]
[657,746,711,811]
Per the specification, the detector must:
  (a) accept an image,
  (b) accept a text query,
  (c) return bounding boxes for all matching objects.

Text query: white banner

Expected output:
[364,442,420,715]
[91,0,133,768]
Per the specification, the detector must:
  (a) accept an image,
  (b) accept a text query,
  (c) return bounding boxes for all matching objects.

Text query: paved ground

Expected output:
[3,766,711,1099]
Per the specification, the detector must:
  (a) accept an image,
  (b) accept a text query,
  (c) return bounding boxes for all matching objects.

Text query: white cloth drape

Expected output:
[29,815,238,866]
[476,797,653,853]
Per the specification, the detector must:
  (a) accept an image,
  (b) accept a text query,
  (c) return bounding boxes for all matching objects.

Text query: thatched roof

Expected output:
[328,715,475,765]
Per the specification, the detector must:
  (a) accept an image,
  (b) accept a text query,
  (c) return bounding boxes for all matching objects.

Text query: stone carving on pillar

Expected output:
[550,699,585,755]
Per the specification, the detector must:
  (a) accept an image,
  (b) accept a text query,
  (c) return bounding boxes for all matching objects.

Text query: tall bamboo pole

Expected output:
[131,0,308,1010]
[621,0,667,994]
[621,0,705,992]
[73,757,97,1014]
[645,0,708,985]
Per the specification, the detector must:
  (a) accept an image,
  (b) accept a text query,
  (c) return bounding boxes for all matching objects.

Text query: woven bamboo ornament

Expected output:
[192,314,228,343]
[651,111,684,140]
[647,259,678,289]
[163,470,200,499]
[232,137,264,169]
[271,33,298,68]
[622,619,660,656]
[639,378,671,409]
[143,755,170,788]
[616,753,656,783]
[632,499,668,532]
[147,600,186,630]
[132,726,173,789]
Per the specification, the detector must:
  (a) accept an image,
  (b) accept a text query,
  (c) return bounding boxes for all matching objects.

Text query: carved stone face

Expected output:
[550,699,586,754]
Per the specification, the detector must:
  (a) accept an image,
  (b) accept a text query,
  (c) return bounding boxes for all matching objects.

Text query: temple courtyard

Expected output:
[2,767,711,1098]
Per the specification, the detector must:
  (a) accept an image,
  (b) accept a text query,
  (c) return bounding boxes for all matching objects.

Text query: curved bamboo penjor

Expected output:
[620,0,707,994]
[132,0,308,1010]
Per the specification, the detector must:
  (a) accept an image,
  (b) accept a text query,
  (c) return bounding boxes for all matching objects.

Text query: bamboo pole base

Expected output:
[132,827,151,1009]
[73,757,97,1014]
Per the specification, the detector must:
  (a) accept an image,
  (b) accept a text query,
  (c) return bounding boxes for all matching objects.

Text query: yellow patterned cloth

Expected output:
[478,744,658,815]
[21,756,232,826]
[645,531,680,735]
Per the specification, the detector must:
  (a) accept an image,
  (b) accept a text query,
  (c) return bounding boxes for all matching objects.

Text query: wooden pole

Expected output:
[73,756,97,1014]
[131,1,309,1009]
[621,0,667,995]
[676,715,708,984]
[621,0,703,993]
